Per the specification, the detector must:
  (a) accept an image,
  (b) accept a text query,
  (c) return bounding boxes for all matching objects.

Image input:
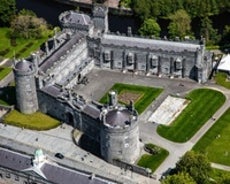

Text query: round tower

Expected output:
[100,106,140,164]
[14,59,38,114]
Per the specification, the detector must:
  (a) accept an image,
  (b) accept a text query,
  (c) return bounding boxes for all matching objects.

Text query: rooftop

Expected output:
[102,34,201,52]
[0,148,118,184]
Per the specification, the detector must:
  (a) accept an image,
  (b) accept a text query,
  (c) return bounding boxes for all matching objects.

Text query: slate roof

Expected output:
[41,85,62,98]
[102,34,201,52]
[62,11,91,25]
[41,163,110,184]
[15,60,33,72]
[0,148,118,184]
[83,104,101,119]
[0,149,31,171]
[105,109,131,127]
[39,32,84,73]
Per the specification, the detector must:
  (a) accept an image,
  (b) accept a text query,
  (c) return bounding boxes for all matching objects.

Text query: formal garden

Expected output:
[0,27,52,60]
[99,83,163,114]
[157,88,226,142]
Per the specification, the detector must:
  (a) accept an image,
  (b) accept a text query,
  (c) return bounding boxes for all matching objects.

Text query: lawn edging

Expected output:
[157,88,226,142]
[3,110,60,130]
[99,83,163,114]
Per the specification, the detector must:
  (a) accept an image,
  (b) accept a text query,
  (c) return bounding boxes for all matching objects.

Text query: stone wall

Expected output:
[100,120,140,163]
[97,44,201,80]
[14,67,38,114]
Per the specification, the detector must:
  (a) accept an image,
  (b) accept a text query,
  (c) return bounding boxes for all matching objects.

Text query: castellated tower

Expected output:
[92,5,108,33]
[100,92,140,164]
[13,60,38,114]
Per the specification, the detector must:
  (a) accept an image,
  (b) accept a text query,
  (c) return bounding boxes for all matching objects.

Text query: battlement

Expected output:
[92,5,108,18]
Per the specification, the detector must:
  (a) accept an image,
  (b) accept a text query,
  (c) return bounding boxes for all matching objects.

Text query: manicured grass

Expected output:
[157,88,226,142]
[99,83,163,114]
[137,144,169,172]
[193,108,230,166]
[214,72,230,89]
[0,27,52,59]
[4,110,60,130]
[0,67,12,80]
[0,86,16,106]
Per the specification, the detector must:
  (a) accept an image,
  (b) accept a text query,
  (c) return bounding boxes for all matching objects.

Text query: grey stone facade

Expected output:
[14,60,38,114]
[13,5,212,164]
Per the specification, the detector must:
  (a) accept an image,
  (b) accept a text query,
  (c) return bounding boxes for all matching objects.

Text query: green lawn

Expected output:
[214,72,230,89]
[99,83,163,114]
[4,110,60,130]
[137,144,169,172]
[193,108,230,166]
[0,67,12,80]
[0,27,52,59]
[157,88,226,142]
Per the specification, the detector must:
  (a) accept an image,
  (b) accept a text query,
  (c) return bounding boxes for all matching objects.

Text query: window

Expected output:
[104,51,111,62]
[127,53,134,64]
[175,57,182,70]
[150,55,158,68]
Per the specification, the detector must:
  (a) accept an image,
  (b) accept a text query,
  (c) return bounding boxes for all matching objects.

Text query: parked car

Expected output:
[55,153,64,159]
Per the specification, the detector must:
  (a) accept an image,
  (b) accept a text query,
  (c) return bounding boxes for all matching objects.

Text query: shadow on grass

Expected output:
[0,86,16,106]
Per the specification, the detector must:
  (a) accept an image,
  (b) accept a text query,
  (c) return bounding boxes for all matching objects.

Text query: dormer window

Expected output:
[127,53,134,64]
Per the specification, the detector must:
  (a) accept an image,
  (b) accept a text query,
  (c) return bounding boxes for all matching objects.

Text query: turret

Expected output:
[92,5,108,33]
[108,91,117,107]
[13,59,38,114]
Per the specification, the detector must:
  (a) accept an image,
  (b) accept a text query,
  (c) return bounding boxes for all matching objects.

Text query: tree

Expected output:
[119,0,132,8]
[168,9,192,39]
[200,16,220,45]
[10,10,48,39]
[139,18,161,37]
[175,151,211,184]
[0,0,16,26]
[220,25,230,47]
[18,9,36,16]
[162,172,196,184]
[221,176,230,184]
[132,0,160,20]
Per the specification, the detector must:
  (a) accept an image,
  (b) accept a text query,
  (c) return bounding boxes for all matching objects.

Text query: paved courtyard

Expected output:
[148,96,189,125]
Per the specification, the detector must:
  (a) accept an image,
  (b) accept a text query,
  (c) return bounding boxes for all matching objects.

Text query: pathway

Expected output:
[139,84,230,180]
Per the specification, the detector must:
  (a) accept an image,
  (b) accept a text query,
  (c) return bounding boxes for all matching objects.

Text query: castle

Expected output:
[13,5,212,164]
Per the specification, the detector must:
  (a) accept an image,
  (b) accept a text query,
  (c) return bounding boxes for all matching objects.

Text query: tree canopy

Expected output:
[139,18,161,37]
[162,172,196,184]
[0,0,16,26]
[10,10,48,39]
[168,9,191,39]
[175,151,211,184]
[124,0,230,46]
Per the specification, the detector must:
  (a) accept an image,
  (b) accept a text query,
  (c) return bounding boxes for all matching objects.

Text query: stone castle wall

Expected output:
[100,120,140,163]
